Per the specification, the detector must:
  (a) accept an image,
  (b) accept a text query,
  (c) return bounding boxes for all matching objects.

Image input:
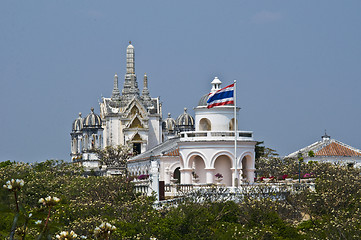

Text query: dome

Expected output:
[176,108,194,132]
[83,108,102,129]
[164,113,176,132]
[72,113,83,132]
[198,93,209,107]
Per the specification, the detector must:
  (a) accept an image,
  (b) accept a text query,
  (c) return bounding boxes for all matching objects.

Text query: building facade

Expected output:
[70,42,257,189]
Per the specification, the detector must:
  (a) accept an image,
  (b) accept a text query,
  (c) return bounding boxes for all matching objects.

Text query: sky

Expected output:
[1,0,361,162]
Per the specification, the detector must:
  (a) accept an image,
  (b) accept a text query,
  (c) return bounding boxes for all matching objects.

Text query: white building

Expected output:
[286,132,361,167]
[71,42,162,169]
[70,42,257,190]
[129,77,257,188]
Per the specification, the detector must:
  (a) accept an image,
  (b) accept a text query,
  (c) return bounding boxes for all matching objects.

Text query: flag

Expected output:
[206,83,234,109]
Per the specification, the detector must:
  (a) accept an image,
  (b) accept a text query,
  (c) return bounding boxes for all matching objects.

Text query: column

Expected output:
[180,168,193,184]
[205,168,215,184]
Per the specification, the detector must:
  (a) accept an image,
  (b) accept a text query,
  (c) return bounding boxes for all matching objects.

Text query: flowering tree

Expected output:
[95,145,132,168]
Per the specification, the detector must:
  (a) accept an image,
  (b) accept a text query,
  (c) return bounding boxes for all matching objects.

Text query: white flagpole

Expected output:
[234,80,238,188]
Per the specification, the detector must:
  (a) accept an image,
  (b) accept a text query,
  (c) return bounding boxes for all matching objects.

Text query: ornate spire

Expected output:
[144,72,148,89]
[126,41,135,75]
[122,41,139,99]
[111,73,120,100]
[141,73,152,105]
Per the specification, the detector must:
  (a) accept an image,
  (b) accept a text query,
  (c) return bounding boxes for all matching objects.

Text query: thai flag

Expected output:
[207,83,234,109]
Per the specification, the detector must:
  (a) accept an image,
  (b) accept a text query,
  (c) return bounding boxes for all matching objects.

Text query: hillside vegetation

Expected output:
[1,159,360,239]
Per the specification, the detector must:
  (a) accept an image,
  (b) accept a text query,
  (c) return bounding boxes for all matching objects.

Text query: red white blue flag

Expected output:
[207,83,234,109]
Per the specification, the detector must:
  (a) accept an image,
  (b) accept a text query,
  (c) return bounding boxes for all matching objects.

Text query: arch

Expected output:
[210,151,235,169]
[214,155,233,186]
[188,155,207,183]
[239,152,255,183]
[185,152,207,169]
[199,118,211,131]
[229,118,238,131]
[72,138,77,153]
[173,167,181,183]
[238,152,254,167]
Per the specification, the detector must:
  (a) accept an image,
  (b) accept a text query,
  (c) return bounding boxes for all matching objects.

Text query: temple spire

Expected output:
[141,73,152,104]
[144,72,148,89]
[122,41,139,98]
[111,73,120,100]
[126,41,135,75]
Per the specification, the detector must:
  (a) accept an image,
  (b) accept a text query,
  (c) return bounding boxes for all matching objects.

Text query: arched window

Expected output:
[229,118,238,131]
[199,118,211,131]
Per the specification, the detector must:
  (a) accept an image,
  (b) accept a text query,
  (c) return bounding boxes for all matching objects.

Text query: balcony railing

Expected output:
[179,131,253,141]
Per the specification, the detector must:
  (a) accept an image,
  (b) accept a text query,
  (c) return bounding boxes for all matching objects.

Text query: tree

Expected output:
[95,145,132,168]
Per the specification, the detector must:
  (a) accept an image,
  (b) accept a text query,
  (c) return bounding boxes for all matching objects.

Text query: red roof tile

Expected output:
[164,148,179,156]
[315,142,361,157]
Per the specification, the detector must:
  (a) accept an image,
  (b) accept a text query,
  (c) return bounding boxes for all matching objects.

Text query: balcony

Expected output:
[179,131,253,142]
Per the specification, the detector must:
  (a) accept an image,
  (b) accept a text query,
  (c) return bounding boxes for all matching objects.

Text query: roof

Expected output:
[129,137,180,162]
[286,137,361,158]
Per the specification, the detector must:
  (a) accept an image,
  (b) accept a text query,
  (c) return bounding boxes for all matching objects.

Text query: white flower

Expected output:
[3,179,24,191]
[35,220,42,225]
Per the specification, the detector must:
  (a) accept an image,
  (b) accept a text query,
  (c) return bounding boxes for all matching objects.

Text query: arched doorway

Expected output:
[173,167,181,183]
[214,155,232,186]
[241,156,254,182]
[189,155,206,183]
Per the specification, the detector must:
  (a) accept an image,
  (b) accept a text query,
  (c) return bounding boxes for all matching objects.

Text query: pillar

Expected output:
[205,168,215,184]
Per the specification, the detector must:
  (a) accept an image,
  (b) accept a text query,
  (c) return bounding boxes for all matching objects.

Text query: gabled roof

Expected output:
[315,141,361,157]
[286,136,361,158]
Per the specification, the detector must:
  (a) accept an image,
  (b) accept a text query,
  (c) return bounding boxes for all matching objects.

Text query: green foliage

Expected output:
[1,160,361,239]
[307,150,315,157]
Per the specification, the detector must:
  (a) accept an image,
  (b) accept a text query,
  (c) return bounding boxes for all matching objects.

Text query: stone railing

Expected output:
[179,131,253,141]
[133,179,151,195]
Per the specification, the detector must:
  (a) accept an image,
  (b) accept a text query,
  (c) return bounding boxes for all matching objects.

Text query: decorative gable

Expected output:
[123,98,148,119]
[132,133,142,141]
[130,117,144,129]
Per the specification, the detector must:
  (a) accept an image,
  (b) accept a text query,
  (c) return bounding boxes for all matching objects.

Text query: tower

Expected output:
[99,42,162,155]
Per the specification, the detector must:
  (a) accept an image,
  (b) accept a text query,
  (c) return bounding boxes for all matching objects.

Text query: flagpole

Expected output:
[234,79,238,188]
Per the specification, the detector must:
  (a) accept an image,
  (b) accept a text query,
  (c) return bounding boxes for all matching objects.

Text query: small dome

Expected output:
[164,113,176,132]
[198,93,209,107]
[176,108,194,132]
[72,112,83,132]
[83,108,102,128]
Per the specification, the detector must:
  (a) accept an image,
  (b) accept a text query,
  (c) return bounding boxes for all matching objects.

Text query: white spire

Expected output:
[126,41,135,75]
[111,73,120,100]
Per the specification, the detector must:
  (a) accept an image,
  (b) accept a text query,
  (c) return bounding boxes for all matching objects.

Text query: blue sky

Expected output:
[1,0,361,162]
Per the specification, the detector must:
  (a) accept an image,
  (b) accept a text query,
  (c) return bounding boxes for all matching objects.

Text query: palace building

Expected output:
[70,42,257,190]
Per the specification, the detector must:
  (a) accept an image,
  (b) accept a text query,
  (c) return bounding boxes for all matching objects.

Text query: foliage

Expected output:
[95,145,132,167]
[1,159,361,239]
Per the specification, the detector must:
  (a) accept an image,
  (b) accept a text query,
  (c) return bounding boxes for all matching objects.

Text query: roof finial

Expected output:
[129,40,131,44]
[78,112,82,118]
[184,107,187,112]
[322,130,330,141]
[91,107,94,113]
